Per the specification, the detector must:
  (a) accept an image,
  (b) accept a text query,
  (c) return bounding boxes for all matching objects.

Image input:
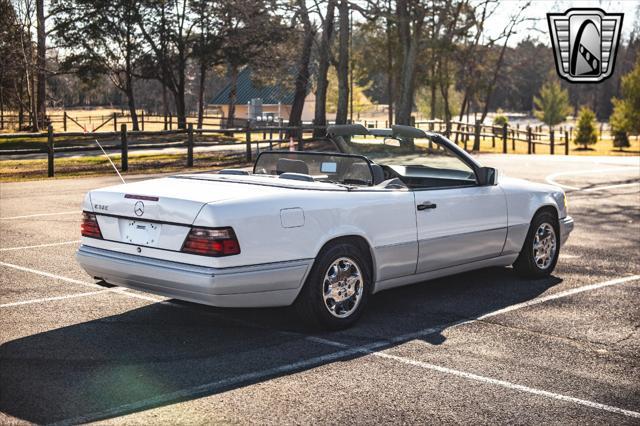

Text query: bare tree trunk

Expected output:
[125,82,139,131]
[175,88,186,129]
[313,0,336,136]
[36,0,46,130]
[18,78,24,129]
[394,0,423,127]
[429,76,437,120]
[395,35,419,125]
[30,72,37,130]
[289,0,313,127]
[162,84,168,128]
[335,0,350,125]
[197,59,206,129]
[386,4,393,126]
[226,65,239,128]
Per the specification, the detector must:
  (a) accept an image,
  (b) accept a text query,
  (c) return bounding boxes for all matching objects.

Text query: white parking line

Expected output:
[373,351,640,419]
[0,211,78,220]
[0,288,126,308]
[0,261,170,307]
[0,240,80,251]
[49,274,640,424]
[0,261,102,289]
[545,168,639,191]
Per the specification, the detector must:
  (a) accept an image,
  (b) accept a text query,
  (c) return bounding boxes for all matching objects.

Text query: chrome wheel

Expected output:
[322,257,364,318]
[533,222,557,270]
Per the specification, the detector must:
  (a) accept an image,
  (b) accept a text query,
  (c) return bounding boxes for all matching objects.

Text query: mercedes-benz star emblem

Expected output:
[134,201,144,216]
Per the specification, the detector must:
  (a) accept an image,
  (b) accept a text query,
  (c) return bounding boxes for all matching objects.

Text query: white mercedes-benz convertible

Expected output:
[77,124,573,329]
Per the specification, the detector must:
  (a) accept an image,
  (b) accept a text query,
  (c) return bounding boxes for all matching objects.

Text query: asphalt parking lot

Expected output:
[1,153,639,424]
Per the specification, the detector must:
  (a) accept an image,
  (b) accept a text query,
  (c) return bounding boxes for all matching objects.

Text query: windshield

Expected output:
[339,133,477,182]
[253,151,374,186]
[347,134,473,170]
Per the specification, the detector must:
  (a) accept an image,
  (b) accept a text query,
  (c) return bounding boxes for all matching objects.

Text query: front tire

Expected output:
[294,242,371,330]
[513,211,560,278]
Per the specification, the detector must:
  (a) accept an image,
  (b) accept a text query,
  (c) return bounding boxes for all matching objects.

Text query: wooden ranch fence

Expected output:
[1,123,317,177]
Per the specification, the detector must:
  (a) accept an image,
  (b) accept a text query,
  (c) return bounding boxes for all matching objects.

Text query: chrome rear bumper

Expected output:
[76,245,312,307]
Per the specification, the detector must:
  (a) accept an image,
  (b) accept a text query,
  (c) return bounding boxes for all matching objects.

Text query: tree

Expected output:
[219,0,289,128]
[136,0,196,129]
[53,0,144,130]
[289,0,315,127]
[334,0,350,125]
[0,0,27,127]
[574,106,598,149]
[492,110,508,135]
[612,59,640,133]
[191,0,224,129]
[533,81,571,129]
[610,98,632,149]
[313,0,337,136]
[35,0,45,129]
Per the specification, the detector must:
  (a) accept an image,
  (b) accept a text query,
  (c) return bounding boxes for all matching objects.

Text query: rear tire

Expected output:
[513,211,560,278]
[294,242,371,330]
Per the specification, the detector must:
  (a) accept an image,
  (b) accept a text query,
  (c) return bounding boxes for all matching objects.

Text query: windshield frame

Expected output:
[327,126,483,183]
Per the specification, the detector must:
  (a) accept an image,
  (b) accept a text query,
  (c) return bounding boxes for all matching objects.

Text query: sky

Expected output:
[482,0,640,46]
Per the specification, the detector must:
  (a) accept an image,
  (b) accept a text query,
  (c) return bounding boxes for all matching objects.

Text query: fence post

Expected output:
[63,112,67,132]
[113,112,117,132]
[141,110,145,131]
[550,129,555,155]
[187,123,194,167]
[245,124,252,162]
[502,123,508,153]
[565,130,569,155]
[121,124,128,172]
[169,113,172,130]
[47,124,54,177]
[269,127,273,150]
[527,126,532,154]
[297,126,304,150]
[474,120,481,151]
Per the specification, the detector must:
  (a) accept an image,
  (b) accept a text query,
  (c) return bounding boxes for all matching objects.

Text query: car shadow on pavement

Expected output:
[0,267,560,424]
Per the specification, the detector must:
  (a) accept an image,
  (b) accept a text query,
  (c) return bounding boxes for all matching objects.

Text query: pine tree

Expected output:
[610,99,631,149]
[609,58,640,149]
[574,107,598,150]
[533,81,572,129]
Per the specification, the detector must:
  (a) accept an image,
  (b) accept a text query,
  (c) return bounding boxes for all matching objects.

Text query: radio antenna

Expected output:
[94,139,126,184]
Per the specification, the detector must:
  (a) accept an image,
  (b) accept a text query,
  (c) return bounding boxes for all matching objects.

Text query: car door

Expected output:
[415,185,507,273]
[409,146,508,274]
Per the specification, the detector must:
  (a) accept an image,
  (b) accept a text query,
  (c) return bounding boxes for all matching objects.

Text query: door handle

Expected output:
[417,202,437,211]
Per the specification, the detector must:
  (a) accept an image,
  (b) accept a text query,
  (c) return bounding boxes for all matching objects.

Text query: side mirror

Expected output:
[477,167,498,186]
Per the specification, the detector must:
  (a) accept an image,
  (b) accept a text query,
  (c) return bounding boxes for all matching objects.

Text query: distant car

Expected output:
[76,124,573,329]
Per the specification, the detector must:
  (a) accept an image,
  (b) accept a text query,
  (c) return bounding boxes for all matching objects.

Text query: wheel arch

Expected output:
[531,204,560,227]
[314,234,377,284]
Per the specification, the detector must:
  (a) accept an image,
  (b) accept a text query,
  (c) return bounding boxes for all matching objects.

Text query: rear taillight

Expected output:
[81,211,102,239]
[181,227,241,257]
